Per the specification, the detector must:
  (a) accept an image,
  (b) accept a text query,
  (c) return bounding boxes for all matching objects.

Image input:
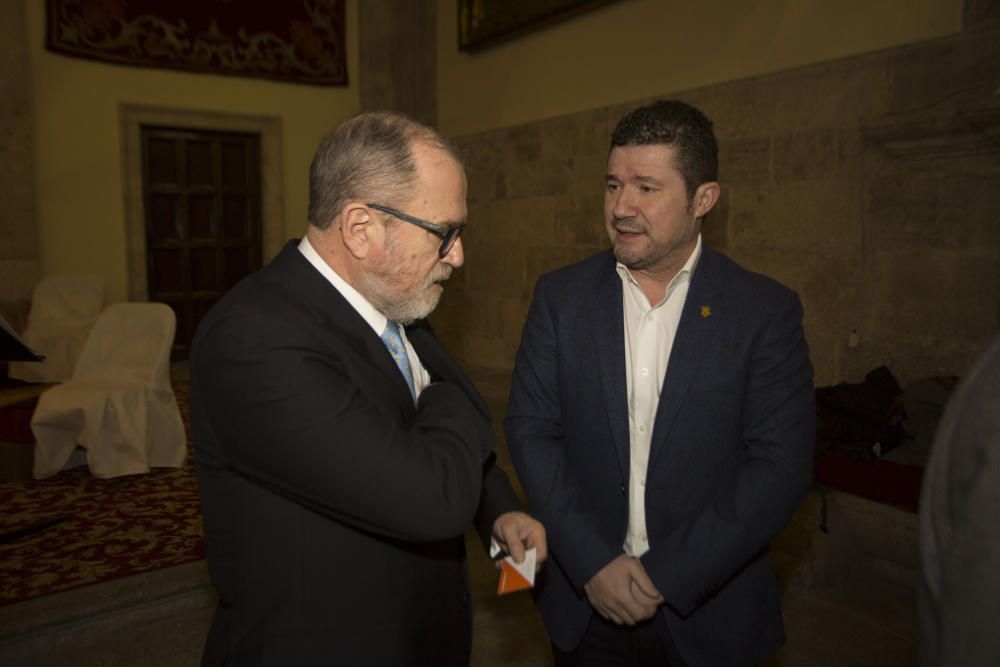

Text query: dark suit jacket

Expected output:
[920,333,1000,667]
[505,246,814,667]
[191,240,519,666]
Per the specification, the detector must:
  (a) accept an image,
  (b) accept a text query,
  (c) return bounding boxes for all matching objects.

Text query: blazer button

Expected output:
[619,484,626,495]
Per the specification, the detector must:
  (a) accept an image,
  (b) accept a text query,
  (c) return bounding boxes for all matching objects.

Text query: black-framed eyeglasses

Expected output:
[367,203,465,258]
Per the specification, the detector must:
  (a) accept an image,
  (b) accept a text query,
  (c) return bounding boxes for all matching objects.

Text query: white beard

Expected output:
[356,233,451,324]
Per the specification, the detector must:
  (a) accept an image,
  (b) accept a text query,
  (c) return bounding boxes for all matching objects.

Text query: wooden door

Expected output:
[141,126,262,360]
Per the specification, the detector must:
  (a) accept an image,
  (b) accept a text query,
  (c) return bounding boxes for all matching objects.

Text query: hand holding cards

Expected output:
[488,511,546,595]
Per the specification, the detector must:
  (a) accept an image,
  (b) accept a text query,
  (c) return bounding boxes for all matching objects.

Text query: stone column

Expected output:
[0,0,39,333]
[358,0,437,127]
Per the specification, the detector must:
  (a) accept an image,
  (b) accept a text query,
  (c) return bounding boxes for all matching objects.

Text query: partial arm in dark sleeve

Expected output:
[195,313,495,543]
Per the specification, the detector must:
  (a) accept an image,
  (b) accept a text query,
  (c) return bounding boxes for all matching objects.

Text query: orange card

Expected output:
[496,547,536,595]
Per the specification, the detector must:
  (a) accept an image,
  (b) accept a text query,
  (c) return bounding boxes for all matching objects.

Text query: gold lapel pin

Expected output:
[700,305,712,318]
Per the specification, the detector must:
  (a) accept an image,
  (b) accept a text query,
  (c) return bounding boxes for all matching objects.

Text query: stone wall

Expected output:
[0,0,38,332]
[432,19,1000,392]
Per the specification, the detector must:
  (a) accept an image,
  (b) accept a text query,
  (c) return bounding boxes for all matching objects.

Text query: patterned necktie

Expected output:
[380,321,416,398]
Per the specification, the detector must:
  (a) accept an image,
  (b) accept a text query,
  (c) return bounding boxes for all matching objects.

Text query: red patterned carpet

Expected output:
[0,376,204,605]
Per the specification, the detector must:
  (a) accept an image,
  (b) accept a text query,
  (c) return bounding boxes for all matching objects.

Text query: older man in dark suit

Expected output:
[506,100,815,666]
[191,111,545,666]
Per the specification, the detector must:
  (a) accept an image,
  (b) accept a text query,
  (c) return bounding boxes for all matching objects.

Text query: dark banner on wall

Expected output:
[45,0,347,86]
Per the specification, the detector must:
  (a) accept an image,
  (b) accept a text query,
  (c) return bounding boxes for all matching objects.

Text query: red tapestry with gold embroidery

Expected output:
[45,0,347,86]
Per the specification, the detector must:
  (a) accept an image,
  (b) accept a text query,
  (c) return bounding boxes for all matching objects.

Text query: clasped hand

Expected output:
[584,554,664,625]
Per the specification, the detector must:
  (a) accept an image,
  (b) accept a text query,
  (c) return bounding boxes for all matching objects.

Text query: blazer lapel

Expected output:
[275,242,417,410]
[648,247,724,470]
[406,322,491,422]
[587,260,630,483]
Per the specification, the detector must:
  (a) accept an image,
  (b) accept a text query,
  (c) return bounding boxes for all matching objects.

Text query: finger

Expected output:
[523,531,546,569]
[630,579,663,606]
[496,512,527,563]
[608,599,638,626]
[618,587,660,625]
[627,603,659,624]
[633,604,658,622]
[600,600,630,626]
[493,514,525,562]
[586,590,628,625]
[627,560,664,602]
[629,580,657,606]
[505,528,526,563]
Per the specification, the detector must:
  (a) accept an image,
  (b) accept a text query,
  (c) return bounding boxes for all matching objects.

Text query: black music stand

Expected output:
[1,314,44,363]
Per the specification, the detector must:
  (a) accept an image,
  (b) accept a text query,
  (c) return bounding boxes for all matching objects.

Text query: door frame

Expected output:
[119,104,284,302]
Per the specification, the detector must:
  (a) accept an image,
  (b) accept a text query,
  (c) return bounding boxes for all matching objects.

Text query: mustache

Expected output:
[612,218,645,233]
[430,266,452,283]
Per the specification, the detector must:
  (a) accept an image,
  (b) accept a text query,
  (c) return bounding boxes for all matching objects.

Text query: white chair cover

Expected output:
[8,275,104,383]
[31,302,186,479]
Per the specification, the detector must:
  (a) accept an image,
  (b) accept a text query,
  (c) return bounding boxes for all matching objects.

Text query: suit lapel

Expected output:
[274,242,417,410]
[648,247,724,470]
[587,259,630,483]
[406,322,491,421]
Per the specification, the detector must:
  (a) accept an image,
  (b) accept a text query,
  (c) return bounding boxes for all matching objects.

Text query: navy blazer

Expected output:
[192,240,519,666]
[505,245,814,666]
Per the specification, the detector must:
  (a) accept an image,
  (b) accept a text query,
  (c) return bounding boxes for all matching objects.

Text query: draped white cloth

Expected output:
[8,275,104,383]
[31,302,186,479]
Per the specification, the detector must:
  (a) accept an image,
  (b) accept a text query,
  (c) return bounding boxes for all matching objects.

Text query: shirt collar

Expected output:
[298,236,388,336]
[616,234,703,294]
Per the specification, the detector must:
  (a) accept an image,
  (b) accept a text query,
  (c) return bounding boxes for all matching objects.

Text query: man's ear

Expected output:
[339,203,375,259]
[693,181,720,219]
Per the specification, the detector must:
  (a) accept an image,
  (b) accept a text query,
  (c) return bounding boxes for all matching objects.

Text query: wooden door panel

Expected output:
[147,138,177,184]
[222,196,248,239]
[141,126,261,360]
[149,194,180,240]
[221,142,248,189]
[188,195,215,239]
[224,248,252,289]
[149,249,183,292]
[190,248,219,291]
[186,141,213,187]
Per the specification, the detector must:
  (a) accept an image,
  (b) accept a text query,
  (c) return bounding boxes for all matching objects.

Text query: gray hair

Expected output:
[308,111,462,230]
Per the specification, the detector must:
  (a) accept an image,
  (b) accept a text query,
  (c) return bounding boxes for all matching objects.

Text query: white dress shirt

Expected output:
[298,237,431,398]
[619,235,702,557]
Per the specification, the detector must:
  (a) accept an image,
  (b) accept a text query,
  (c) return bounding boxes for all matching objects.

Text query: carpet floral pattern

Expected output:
[0,377,203,605]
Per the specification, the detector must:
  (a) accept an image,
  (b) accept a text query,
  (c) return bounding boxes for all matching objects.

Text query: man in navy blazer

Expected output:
[505,100,814,666]
[192,112,546,666]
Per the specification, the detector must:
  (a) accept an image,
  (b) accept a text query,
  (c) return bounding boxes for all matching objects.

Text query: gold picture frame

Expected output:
[458,0,620,52]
